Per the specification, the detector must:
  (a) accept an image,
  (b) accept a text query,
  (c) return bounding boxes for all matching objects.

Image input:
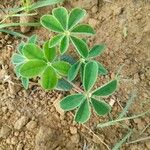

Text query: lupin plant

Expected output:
[12,7,119,123]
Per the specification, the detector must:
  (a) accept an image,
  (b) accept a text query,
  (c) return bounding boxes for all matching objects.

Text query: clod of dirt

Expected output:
[70,126,78,134]
[26,120,37,131]
[70,133,80,144]
[20,16,33,33]
[14,116,29,130]
[0,125,11,138]
[35,126,54,150]
[17,143,24,150]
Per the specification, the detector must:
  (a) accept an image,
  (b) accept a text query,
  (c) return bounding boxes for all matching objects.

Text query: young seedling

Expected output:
[12,7,119,124]
[40,7,95,55]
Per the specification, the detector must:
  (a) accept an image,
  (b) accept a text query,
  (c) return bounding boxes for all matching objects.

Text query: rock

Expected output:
[35,126,53,150]
[0,125,11,138]
[70,126,77,134]
[70,133,80,144]
[53,94,64,116]
[26,121,37,131]
[17,143,24,150]
[14,116,29,130]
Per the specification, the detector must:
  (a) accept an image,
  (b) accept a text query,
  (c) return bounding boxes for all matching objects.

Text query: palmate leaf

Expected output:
[75,99,91,123]
[49,34,64,47]
[40,15,64,32]
[21,77,29,89]
[52,61,71,76]
[71,24,95,35]
[17,41,25,54]
[43,41,56,62]
[40,66,57,90]
[11,53,26,65]
[22,44,44,60]
[20,60,47,78]
[70,36,88,58]
[15,64,22,78]
[60,36,69,54]
[68,61,81,81]
[56,78,73,91]
[83,61,98,91]
[60,54,76,65]
[52,7,68,30]
[60,94,85,111]
[92,79,118,96]
[97,62,108,75]
[91,98,111,116]
[68,8,86,29]
[28,34,38,44]
[88,44,106,58]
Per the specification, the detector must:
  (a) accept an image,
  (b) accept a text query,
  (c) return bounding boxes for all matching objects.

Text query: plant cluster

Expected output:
[12,7,118,123]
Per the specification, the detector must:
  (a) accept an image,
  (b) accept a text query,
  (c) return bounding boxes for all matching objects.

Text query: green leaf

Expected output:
[56,78,73,91]
[60,94,85,111]
[15,64,22,78]
[43,41,56,62]
[20,60,47,78]
[21,77,29,89]
[97,62,108,75]
[70,36,88,58]
[52,61,71,76]
[49,34,64,47]
[40,15,64,32]
[52,7,68,30]
[91,98,111,116]
[60,54,76,65]
[17,41,25,54]
[60,36,69,54]
[88,45,106,58]
[71,24,95,35]
[92,79,118,96]
[68,61,81,81]
[22,44,44,60]
[68,8,86,29]
[83,61,98,91]
[80,63,85,82]
[40,66,57,90]
[11,53,26,65]
[28,34,38,44]
[75,99,91,123]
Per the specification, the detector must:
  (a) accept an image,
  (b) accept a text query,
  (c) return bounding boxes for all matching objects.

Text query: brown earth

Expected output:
[0,0,150,150]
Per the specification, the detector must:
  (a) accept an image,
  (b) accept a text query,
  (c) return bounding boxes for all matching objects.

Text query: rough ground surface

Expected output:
[0,0,150,150]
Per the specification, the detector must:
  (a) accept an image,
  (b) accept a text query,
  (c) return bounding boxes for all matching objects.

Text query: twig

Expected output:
[139,123,150,135]
[126,136,150,144]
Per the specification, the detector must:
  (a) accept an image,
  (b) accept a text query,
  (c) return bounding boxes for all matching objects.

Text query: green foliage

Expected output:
[12,6,120,124]
[40,7,95,55]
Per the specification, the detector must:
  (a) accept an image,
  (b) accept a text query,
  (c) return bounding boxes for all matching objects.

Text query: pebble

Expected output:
[70,126,77,134]
[26,121,37,131]
[70,133,80,144]
[14,116,29,130]
[0,125,11,138]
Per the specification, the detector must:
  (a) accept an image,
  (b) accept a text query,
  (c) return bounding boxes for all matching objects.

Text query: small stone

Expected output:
[14,116,29,130]
[145,141,150,149]
[70,126,77,134]
[17,143,24,150]
[92,5,98,13]
[0,125,11,138]
[2,106,8,113]
[26,121,37,131]
[70,133,80,144]
[11,136,18,145]
[53,94,64,116]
